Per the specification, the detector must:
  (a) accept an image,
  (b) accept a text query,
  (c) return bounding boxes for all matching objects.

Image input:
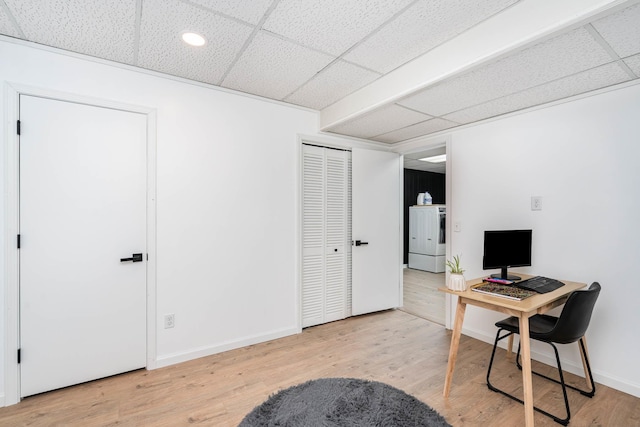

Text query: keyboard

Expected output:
[514,276,565,294]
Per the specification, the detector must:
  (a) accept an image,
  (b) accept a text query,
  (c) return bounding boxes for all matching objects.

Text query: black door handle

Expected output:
[355,240,369,246]
[120,253,143,262]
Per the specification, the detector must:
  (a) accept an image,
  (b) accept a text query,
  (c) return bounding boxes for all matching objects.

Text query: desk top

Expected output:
[439,273,586,315]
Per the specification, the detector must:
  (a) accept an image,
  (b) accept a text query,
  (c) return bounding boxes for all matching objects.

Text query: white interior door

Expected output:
[19,95,147,397]
[351,148,401,316]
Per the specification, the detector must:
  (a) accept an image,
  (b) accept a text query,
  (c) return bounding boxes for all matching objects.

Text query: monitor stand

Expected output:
[491,267,521,281]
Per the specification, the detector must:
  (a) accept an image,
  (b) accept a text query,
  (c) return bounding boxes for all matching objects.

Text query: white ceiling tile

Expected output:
[0,4,22,38]
[404,159,445,173]
[403,159,423,168]
[326,104,431,139]
[4,0,136,63]
[285,60,381,110]
[404,146,447,172]
[345,0,518,74]
[398,27,613,116]
[138,0,252,85]
[262,0,413,56]
[188,0,273,25]
[222,32,335,100]
[444,62,632,124]
[624,54,640,77]
[405,160,446,173]
[592,3,640,58]
[372,118,459,143]
[405,147,446,160]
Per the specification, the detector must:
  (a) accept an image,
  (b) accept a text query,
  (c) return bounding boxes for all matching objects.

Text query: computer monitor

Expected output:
[482,229,532,281]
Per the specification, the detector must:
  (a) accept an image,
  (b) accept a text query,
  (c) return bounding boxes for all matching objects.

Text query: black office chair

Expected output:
[486,282,601,425]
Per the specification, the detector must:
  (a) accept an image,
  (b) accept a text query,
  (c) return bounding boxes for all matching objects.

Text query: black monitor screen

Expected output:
[483,230,532,281]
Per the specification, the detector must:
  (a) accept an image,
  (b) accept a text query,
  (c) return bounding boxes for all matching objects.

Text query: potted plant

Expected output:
[446,255,467,291]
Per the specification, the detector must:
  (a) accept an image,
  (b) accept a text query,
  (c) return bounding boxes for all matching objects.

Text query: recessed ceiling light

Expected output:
[181,32,206,47]
[418,154,446,163]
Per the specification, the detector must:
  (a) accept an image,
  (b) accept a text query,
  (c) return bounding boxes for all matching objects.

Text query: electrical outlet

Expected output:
[531,196,542,211]
[164,314,175,329]
[454,221,461,232]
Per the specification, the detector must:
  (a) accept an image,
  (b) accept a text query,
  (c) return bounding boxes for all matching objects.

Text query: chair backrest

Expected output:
[547,282,601,344]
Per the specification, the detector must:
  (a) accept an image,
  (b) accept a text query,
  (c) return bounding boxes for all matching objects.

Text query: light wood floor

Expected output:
[401,267,446,325]
[0,310,638,426]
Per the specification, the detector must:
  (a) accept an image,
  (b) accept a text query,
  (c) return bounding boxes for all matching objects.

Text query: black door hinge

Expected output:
[17,234,20,249]
[17,349,21,364]
[17,120,21,136]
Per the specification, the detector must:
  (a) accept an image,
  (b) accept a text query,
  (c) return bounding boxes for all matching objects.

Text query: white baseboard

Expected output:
[0,394,5,407]
[152,326,301,369]
[462,327,640,398]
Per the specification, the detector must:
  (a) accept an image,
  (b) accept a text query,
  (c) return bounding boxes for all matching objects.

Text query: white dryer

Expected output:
[408,205,446,273]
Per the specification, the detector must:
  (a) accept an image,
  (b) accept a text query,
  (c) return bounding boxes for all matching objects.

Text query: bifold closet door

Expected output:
[302,145,351,328]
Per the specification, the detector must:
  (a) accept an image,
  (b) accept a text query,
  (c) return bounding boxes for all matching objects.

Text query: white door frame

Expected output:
[444,137,453,329]
[3,82,158,405]
[393,135,452,328]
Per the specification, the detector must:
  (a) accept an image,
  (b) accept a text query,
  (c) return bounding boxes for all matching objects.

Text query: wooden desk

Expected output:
[439,274,586,427]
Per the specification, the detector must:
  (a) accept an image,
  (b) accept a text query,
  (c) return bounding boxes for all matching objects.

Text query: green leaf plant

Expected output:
[446,255,465,274]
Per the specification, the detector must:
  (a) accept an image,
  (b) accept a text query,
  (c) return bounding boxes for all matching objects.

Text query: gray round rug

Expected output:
[239,378,452,426]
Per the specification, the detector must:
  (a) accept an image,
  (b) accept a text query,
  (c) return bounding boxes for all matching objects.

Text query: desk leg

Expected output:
[519,315,535,427]
[443,297,466,397]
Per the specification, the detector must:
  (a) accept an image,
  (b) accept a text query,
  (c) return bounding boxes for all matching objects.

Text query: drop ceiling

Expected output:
[1,0,638,156]
[403,146,446,174]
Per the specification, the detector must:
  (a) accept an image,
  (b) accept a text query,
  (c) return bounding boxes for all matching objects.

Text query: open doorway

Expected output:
[400,146,446,325]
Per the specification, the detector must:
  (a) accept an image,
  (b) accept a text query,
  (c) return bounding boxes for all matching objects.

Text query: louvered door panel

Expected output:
[325,151,346,248]
[302,147,325,250]
[325,150,348,322]
[302,257,324,327]
[302,145,325,327]
[324,253,345,321]
[301,144,351,328]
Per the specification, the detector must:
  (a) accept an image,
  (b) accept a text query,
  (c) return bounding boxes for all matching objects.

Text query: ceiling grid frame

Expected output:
[0,0,24,38]
[217,0,282,86]
[584,23,638,79]
[132,0,143,65]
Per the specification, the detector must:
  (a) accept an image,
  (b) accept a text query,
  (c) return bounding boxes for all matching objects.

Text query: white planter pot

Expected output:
[447,273,467,291]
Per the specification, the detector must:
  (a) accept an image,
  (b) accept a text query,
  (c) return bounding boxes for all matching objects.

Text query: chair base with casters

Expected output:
[486,324,595,425]
[486,282,600,425]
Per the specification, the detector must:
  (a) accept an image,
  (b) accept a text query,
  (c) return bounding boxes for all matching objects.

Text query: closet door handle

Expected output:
[120,253,143,262]
[354,240,369,246]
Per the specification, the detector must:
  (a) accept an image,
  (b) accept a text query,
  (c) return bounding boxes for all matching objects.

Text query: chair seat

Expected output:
[496,314,558,341]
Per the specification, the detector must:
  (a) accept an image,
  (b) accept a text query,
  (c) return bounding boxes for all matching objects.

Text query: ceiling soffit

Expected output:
[321,0,640,145]
[0,0,638,147]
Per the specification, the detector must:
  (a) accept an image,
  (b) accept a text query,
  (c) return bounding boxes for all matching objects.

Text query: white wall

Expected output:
[0,39,353,402]
[3,35,638,404]
[448,82,640,397]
